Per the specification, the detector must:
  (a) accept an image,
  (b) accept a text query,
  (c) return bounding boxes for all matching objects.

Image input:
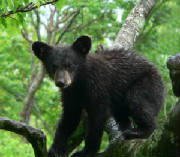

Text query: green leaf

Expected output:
[34,0,41,7]
[24,0,29,5]
[7,0,14,10]
[56,0,65,11]
[17,13,24,24]
[0,18,7,27]
[2,0,8,12]
[13,0,19,10]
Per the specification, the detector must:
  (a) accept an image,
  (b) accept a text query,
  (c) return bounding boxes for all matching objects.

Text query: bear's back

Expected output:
[86,49,158,81]
[84,49,163,96]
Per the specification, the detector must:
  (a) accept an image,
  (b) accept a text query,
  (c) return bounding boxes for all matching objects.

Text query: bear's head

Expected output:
[32,36,91,88]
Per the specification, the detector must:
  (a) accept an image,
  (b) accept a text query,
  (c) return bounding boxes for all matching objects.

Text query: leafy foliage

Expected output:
[0,0,179,156]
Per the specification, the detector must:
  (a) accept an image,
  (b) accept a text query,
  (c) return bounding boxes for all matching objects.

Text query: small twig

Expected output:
[21,29,33,43]
[33,104,54,137]
[46,6,57,44]
[1,0,58,18]
[69,15,104,32]
[34,10,41,41]
[52,8,76,31]
[55,9,80,45]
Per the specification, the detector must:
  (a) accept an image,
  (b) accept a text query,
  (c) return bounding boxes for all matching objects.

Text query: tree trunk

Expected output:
[20,63,45,124]
[113,0,158,50]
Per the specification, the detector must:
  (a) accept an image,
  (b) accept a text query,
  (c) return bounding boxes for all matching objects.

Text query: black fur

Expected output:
[32,36,165,157]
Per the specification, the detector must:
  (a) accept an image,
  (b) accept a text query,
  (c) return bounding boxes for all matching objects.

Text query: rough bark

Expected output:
[113,0,158,50]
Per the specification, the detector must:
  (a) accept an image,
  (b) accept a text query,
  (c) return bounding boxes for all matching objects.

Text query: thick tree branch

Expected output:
[113,0,158,50]
[0,117,48,157]
[20,63,46,124]
[0,114,86,157]
[0,0,58,18]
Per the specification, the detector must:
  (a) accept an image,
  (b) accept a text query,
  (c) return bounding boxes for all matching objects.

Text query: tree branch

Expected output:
[69,15,104,33]
[51,9,76,45]
[113,0,158,50]
[52,9,73,32]
[33,104,54,137]
[0,117,48,157]
[1,0,58,18]
[21,29,33,44]
[34,10,41,41]
[55,9,80,45]
[20,63,46,124]
[46,6,57,44]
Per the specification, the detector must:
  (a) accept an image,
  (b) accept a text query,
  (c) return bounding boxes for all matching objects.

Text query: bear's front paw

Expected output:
[48,147,67,157]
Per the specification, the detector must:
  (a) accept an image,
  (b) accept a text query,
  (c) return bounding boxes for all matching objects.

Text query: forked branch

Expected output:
[0,117,48,157]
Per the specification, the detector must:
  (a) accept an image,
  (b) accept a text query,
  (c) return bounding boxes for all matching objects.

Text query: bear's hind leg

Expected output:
[122,109,157,140]
[122,78,159,140]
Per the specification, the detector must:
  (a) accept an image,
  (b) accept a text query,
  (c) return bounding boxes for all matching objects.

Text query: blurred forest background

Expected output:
[0,0,179,156]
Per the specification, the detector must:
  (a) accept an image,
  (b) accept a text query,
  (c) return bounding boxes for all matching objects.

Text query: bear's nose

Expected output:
[55,80,65,88]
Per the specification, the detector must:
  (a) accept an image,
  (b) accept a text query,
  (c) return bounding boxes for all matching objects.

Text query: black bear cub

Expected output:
[32,36,165,157]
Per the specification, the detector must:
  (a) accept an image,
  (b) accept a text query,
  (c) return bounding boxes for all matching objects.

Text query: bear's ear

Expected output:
[32,41,52,60]
[72,36,91,56]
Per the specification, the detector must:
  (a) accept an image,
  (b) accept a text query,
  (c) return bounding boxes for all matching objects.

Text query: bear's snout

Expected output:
[54,70,72,88]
